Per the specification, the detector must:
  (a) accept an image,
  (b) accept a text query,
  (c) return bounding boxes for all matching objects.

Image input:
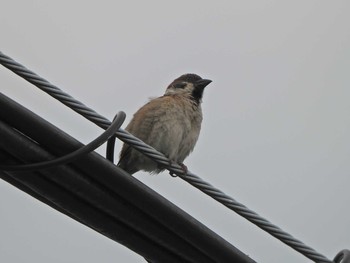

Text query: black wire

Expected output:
[0,111,126,171]
[106,115,118,163]
[106,135,116,163]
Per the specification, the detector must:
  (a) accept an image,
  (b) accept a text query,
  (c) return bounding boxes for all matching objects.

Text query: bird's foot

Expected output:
[179,163,188,175]
[169,161,188,177]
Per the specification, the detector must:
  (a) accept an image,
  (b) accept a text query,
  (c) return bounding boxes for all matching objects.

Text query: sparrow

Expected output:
[117,73,212,175]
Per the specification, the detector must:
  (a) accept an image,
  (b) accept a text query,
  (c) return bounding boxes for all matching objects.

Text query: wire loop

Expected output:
[0,111,125,171]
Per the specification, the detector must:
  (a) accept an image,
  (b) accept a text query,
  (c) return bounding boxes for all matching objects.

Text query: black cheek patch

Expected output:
[191,87,204,104]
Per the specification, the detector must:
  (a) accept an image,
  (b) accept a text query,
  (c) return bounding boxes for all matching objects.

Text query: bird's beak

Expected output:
[194,79,212,89]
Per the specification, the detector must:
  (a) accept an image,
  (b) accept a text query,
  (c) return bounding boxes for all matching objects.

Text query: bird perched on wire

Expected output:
[117,73,212,175]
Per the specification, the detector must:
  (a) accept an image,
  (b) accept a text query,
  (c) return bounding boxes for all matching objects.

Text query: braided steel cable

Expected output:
[0,51,333,263]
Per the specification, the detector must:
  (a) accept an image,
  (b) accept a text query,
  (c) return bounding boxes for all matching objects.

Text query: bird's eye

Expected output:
[174,83,187,89]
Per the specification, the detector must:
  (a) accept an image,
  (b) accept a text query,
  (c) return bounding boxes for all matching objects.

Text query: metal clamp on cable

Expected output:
[334,250,350,263]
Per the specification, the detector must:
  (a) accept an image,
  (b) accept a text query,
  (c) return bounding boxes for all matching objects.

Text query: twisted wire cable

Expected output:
[0,51,333,263]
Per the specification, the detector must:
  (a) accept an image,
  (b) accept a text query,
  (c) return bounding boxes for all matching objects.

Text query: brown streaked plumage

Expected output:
[118,73,212,174]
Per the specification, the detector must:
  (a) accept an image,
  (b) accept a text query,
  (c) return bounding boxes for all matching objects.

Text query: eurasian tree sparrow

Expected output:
[118,73,212,175]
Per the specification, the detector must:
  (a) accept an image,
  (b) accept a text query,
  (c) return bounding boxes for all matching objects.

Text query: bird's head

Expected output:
[165,73,212,104]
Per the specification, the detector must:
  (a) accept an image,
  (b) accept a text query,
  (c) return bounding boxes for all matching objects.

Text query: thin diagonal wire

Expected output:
[0,51,333,263]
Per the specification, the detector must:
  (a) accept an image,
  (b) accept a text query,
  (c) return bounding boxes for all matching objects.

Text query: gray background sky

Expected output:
[1,1,349,262]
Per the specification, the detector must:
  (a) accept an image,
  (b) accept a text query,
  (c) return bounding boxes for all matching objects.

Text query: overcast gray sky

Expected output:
[1,1,350,262]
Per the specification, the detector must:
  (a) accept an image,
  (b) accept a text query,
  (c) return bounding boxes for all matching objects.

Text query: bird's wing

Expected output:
[117,96,172,173]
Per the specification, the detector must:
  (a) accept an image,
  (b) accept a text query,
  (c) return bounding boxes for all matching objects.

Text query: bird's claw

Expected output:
[169,162,188,177]
[179,163,188,175]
